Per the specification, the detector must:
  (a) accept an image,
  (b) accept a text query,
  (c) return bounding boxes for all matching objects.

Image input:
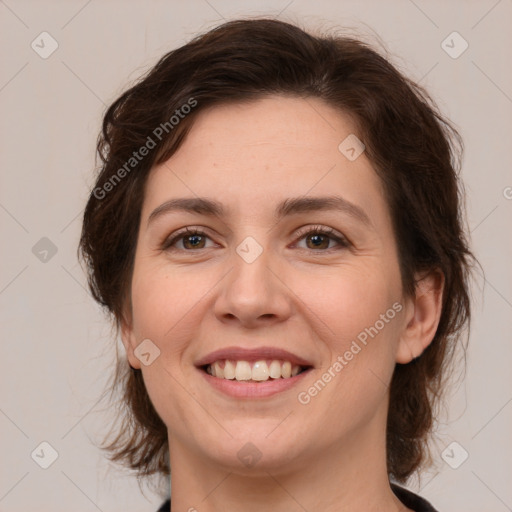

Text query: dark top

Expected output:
[156,483,438,511]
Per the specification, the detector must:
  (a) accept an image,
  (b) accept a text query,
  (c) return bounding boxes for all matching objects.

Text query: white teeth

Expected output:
[213,361,224,378]
[205,359,305,382]
[235,361,252,381]
[252,360,269,381]
[269,360,282,378]
[223,360,236,379]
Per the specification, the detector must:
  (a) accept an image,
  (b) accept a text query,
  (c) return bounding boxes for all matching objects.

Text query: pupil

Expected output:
[187,235,202,247]
[309,234,326,248]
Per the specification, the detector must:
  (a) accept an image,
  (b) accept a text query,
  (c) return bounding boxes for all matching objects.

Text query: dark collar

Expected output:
[391,483,439,511]
[156,484,439,512]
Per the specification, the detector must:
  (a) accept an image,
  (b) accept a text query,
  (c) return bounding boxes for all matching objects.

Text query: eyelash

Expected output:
[161,225,350,253]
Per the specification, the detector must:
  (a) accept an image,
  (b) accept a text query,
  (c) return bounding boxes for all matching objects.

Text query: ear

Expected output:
[119,300,142,370]
[396,269,445,364]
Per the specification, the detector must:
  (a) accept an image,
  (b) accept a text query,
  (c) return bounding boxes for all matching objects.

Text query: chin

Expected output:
[195,423,308,474]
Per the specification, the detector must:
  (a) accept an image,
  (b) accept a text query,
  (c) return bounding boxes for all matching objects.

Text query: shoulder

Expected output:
[391,483,439,512]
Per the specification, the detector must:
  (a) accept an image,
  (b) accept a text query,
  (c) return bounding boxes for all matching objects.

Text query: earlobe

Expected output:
[396,270,445,364]
[120,309,142,370]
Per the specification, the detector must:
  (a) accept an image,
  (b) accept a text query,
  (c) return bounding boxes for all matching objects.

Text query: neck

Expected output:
[167,401,411,512]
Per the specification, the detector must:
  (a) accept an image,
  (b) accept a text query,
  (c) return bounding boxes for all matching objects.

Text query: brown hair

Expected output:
[79,17,477,491]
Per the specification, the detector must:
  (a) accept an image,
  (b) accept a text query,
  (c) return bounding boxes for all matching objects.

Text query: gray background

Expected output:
[1,1,511,511]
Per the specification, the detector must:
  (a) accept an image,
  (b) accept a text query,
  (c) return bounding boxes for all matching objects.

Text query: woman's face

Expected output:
[121,95,418,473]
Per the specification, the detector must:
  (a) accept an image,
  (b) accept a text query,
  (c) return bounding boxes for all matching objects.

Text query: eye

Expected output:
[161,225,350,253]
[293,225,350,252]
[162,227,216,251]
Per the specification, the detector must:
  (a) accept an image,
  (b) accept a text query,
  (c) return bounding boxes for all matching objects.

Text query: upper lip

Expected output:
[195,346,314,368]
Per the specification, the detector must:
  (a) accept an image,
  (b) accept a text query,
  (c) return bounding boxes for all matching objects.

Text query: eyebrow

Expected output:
[147,195,372,228]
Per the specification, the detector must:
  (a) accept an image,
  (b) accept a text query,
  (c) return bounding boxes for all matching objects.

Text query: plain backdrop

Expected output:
[1,1,511,511]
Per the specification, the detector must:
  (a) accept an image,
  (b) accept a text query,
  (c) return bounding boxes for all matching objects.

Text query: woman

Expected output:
[79,18,476,512]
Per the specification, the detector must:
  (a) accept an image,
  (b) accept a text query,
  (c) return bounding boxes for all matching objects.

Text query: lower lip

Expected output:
[198,367,313,398]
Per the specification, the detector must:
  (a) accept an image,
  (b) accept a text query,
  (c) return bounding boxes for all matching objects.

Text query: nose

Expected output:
[213,242,292,329]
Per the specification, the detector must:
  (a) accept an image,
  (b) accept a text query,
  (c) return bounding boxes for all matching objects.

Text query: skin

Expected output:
[121,95,444,512]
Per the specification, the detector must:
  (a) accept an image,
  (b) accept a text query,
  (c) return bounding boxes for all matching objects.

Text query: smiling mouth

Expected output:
[201,359,311,382]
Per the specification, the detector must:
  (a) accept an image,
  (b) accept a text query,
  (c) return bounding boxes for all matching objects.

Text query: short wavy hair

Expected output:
[79,17,477,492]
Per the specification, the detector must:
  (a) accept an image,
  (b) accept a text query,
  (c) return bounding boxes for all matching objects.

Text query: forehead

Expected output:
[177,95,357,153]
[143,96,389,229]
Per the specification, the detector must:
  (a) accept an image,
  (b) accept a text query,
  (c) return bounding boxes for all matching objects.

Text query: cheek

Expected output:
[310,261,403,385]
[293,268,402,435]
[130,260,204,338]
[302,260,401,338]
[128,264,208,426]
